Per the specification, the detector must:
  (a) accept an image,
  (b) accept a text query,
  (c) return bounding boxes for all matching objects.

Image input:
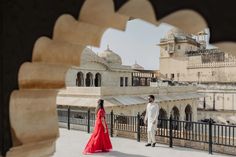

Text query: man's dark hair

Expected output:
[149,95,155,100]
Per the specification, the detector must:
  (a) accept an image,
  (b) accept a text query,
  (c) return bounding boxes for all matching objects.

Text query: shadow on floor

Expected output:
[93,151,149,157]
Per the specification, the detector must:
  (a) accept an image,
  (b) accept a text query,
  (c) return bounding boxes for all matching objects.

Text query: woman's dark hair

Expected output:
[149,95,155,100]
[96,99,104,114]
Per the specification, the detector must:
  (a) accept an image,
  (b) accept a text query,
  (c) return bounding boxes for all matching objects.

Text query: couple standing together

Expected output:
[83,95,159,155]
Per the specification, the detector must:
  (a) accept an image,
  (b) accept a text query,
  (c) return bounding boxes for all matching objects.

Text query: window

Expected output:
[125,77,128,86]
[169,44,174,51]
[120,77,124,87]
[94,73,101,87]
[177,45,181,49]
[85,72,93,87]
[171,73,174,79]
[76,72,84,86]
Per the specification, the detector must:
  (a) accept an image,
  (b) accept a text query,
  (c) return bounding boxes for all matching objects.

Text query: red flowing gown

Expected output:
[83,109,112,154]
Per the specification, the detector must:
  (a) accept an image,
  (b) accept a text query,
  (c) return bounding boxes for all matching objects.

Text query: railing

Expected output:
[57,107,236,154]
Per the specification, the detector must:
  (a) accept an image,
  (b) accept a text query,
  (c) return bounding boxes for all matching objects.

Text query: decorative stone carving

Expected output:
[53,14,106,47]
[79,0,129,30]
[32,37,85,66]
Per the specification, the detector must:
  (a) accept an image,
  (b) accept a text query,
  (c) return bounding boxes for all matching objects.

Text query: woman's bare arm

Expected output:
[101,117,107,133]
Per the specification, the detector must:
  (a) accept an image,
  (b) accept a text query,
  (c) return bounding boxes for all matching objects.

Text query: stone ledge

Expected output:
[6,139,56,157]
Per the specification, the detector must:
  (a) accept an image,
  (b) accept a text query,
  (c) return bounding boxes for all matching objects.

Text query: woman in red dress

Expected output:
[83,99,112,154]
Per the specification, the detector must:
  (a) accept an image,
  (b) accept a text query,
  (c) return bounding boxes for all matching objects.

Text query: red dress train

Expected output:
[83,109,112,154]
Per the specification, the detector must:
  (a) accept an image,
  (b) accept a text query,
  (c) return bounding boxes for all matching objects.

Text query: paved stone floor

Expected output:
[53,128,232,157]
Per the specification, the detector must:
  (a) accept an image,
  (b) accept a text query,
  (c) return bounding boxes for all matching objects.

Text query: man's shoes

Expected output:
[145,143,151,147]
[152,143,156,147]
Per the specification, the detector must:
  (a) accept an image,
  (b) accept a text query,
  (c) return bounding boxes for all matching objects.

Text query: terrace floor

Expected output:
[53,128,232,157]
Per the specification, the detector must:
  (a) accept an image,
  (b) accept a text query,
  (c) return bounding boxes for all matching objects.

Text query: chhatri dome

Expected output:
[98,45,122,65]
[131,61,144,70]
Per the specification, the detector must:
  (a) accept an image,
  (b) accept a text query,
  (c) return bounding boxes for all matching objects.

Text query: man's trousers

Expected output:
[147,129,156,144]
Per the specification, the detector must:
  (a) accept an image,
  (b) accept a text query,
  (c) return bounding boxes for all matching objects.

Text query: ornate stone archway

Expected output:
[76,72,84,86]
[7,0,236,156]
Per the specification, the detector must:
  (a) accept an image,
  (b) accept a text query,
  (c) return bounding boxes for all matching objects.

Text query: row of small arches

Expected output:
[158,105,193,121]
[76,72,101,87]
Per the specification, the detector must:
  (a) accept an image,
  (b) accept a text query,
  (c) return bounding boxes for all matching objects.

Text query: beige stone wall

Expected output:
[102,71,132,87]
[198,92,236,111]
[160,55,236,83]
[160,57,189,81]
[198,110,236,121]
[187,64,236,83]
[60,86,197,97]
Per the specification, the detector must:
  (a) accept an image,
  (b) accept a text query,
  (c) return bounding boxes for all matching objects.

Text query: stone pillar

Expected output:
[179,103,185,121]
[7,90,59,157]
[84,74,86,87]
[192,99,198,122]
[166,102,171,118]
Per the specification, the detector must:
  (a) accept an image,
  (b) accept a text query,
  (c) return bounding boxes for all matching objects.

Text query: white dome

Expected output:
[81,48,99,63]
[98,46,122,65]
[81,48,109,67]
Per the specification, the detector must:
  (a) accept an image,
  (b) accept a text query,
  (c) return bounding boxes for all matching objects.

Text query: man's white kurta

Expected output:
[145,102,159,131]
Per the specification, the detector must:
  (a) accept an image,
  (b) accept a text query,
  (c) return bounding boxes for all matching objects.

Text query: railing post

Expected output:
[208,118,213,154]
[87,109,90,133]
[169,114,173,148]
[137,112,141,142]
[110,110,114,137]
[67,106,70,130]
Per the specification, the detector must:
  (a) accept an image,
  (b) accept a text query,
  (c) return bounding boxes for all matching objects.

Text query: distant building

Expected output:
[159,27,236,84]
[57,46,201,122]
[131,61,160,86]
[159,28,236,124]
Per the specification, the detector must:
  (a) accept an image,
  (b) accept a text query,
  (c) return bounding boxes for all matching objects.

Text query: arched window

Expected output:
[94,73,101,87]
[85,72,93,87]
[76,72,84,86]
[172,106,180,120]
[171,106,180,130]
[185,105,192,121]
[159,108,168,119]
[158,108,168,128]
[185,105,193,130]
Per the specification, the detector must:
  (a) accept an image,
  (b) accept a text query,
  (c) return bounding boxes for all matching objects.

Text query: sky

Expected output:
[91,19,212,70]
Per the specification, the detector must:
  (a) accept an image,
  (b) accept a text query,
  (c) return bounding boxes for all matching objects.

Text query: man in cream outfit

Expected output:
[144,95,159,147]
